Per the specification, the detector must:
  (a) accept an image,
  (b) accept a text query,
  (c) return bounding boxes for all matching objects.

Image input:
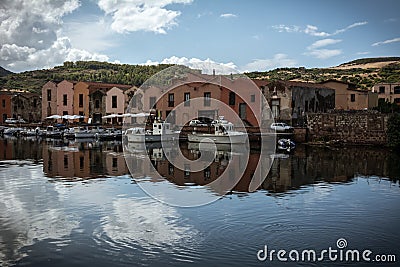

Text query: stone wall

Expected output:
[307,111,388,144]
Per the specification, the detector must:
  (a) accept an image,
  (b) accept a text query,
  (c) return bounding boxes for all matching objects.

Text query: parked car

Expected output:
[270,122,293,132]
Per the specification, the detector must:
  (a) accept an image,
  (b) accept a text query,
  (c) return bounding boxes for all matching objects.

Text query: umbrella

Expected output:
[102,114,117,119]
[46,115,61,119]
[72,115,85,119]
[61,115,74,120]
[130,112,150,117]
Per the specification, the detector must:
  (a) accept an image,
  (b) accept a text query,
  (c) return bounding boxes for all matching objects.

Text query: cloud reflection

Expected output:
[96,197,195,250]
[0,162,78,266]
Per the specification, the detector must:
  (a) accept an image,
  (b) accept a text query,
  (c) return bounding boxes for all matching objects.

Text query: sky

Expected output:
[0,0,399,73]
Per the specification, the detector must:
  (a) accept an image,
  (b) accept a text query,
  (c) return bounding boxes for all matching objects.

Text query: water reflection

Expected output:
[0,138,399,266]
[41,140,128,180]
[0,162,79,266]
[1,137,399,193]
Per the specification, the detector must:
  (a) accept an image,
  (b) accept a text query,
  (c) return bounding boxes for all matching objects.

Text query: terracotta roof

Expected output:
[319,79,357,87]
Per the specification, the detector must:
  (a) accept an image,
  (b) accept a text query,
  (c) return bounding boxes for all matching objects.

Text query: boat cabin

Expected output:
[152,122,172,135]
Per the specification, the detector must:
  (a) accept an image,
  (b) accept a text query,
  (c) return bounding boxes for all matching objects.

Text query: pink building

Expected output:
[56,80,75,117]
[42,81,58,120]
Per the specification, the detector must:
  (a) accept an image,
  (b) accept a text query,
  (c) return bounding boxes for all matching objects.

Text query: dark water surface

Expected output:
[0,137,399,266]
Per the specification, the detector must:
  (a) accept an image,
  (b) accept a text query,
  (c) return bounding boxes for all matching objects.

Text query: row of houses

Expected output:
[1,75,399,126]
[42,80,135,124]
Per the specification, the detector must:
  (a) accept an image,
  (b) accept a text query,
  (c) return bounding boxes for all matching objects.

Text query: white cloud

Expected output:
[304,25,330,37]
[272,21,367,37]
[271,25,301,33]
[304,49,342,59]
[145,56,238,74]
[220,13,237,18]
[333,21,368,35]
[63,17,116,52]
[5,37,109,71]
[307,38,342,50]
[242,54,297,72]
[372,37,400,46]
[0,0,111,72]
[356,51,370,55]
[97,0,193,34]
[305,39,343,60]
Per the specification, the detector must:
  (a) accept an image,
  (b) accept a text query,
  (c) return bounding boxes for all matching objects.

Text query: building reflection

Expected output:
[1,137,399,192]
[42,140,128,180]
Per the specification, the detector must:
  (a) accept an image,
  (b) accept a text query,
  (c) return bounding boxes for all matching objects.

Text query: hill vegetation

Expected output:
[0,57,399,93]
[246,58,400,90]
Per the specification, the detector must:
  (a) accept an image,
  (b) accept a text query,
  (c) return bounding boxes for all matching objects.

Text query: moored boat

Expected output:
[125,121,175,142]
[187,116,247,144]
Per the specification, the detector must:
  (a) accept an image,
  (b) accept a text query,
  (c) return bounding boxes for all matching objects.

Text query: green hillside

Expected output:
[0,61,173,92]
[246,60,400,90]
[0,57,399,93]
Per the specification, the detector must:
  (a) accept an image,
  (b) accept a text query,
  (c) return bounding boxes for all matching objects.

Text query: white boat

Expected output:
[187,116,247,144]
[73,126,95,139]
[45,126,63,138]
[125,121,175,142]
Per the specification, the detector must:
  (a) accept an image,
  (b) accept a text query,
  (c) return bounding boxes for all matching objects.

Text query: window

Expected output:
[204,92,211,106]
[112,95,117,108]
[33,98,37,108]
[184,164,190,178]
[271,99,280,118]
[132,95,137,108]
[79,156,84,170]
[168,163,174,175]
[47,89,51,101]
[204,166,211,180]
[394,98,400,104]
[168,93,174,107]
[79,94,83,107]
[394,86,400,94]
[250,94,255,102]
[63,94,67,106]
[95,99,100,109]
[229,92,235,105]
[350,94,355,102]
[64,155,68,169]
[2,99,5,108]
[184,92,190,106]
[63,111,68,116]
[379,86,385,94]
[149,97,156,109]
[112,158,118,169]
[239,103,247,119]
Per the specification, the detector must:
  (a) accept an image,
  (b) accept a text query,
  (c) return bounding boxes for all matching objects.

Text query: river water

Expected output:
[0,137,399,266]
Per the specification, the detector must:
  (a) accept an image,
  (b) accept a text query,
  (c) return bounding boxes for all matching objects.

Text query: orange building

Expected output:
[320,80,377,110]
[73,81,132,123]
[372,83,400,105]
[152,74,261,127]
